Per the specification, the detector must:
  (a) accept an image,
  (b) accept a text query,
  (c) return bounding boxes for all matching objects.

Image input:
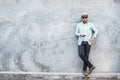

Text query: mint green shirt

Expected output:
[75,22,98,45]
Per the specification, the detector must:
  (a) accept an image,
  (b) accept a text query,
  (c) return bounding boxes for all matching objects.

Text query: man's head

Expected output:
[81,12,88,23]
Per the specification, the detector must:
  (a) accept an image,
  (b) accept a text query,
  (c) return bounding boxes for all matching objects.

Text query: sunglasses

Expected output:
[82,16,88,19]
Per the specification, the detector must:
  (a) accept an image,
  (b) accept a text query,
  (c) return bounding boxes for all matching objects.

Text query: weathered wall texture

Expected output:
[0,0,120,73]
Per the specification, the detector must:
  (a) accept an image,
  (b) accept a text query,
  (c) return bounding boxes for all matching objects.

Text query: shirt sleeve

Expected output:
[91,23,99,38]
[75,24,80,37]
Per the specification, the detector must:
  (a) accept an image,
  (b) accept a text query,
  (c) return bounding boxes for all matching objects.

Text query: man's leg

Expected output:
[78,45,93,69]
[78,45,88,76]
[85,42,95,74]
[83,62,87,71]
[78,45,93,75]
[83,42,91,71]
[78,45,86,71]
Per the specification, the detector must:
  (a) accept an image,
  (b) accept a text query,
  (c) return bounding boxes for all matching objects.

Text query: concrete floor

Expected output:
[0,73,120,80]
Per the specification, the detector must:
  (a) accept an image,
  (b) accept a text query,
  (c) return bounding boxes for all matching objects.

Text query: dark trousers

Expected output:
[78,41,93,71]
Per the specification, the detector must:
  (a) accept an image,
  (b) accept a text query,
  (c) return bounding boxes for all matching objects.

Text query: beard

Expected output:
[83,21,87,23]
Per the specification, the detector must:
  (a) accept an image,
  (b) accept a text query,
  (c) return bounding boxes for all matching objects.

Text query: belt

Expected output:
[82,41,88,44]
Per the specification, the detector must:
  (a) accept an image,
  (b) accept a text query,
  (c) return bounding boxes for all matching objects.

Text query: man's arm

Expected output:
[75,24,80,37]
[75,24,86,37]
[89,23,99,42]
[91,23,99,38]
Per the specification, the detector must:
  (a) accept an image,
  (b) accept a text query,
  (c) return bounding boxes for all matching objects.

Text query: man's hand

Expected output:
[89,37,95,43]
[80,34,86,37]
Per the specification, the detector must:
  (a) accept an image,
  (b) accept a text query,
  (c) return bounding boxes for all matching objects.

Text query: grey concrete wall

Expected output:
[0,0,120,73]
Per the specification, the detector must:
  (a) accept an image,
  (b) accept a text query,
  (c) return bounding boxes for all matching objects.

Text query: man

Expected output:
[75,12,98,76]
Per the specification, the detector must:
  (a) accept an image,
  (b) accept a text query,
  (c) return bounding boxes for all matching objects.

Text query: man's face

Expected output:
[82,16,88,23]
